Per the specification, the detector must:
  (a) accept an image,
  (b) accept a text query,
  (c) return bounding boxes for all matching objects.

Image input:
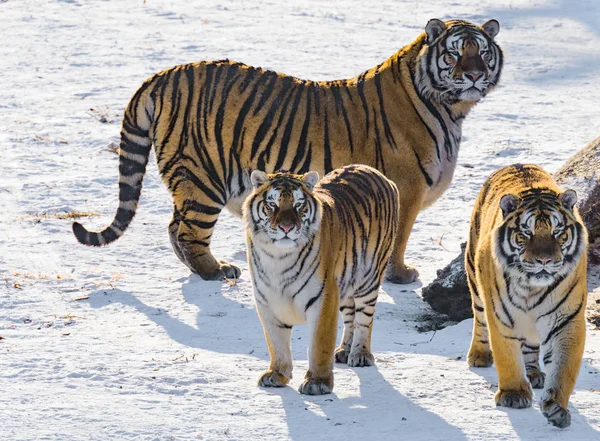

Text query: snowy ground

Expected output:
[1,0,600,440]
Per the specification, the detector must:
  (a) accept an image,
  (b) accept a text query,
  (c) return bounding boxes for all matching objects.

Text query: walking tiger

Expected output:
[466,164,588,428]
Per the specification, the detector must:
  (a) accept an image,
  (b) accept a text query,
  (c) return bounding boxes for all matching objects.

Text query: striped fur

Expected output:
[244,165,398,395]
[72,18,502,282]
[466,164,588,428]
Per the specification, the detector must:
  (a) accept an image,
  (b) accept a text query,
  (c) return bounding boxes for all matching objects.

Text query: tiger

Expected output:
[243,164,398,395]
[72,18,503,284]
[466,164,588,428]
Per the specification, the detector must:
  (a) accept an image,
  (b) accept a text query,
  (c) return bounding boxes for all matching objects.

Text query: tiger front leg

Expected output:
[540,313,586,429]
[256,305,293,388]
[385,193,422,284]
[487,318,532,409]
[173,192,241,281]
[299,282,338,395]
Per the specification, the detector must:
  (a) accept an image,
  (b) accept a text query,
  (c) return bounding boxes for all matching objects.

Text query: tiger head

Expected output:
[416,18,503,104]
[494,189,587,287]
[244,170,322,250]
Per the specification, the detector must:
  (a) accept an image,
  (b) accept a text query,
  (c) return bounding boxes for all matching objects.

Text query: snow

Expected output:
[1,0,600,440]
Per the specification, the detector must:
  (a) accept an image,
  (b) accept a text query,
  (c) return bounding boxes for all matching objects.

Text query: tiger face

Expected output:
[494,189,586,287]
[245,170,322,249]
[417,19,503,104]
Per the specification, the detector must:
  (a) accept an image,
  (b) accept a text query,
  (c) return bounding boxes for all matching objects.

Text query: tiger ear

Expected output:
[250,170,269,189]
[500,194,520,217]
[559,189,577,211]
[302,171,319,190]
[425,19,447,45]
[482,19,500,39]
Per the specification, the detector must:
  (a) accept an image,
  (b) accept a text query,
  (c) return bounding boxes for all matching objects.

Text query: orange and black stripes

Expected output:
[73,80,154,246]
[73,19,502,282]
[244,164,398,394]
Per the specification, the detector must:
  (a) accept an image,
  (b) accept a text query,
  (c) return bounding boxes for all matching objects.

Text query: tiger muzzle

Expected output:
[270,208,301,233]
[522,234,563,270]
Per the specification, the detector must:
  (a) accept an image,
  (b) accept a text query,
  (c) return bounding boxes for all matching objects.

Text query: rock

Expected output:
[588,291,600,330]
[554,135,600,247]
[552,136,600,328]
[422,136,600,324]
[421,242,471,321]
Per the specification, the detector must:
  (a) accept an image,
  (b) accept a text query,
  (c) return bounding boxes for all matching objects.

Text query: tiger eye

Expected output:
[445,53,457,64]
[557,233,569,246]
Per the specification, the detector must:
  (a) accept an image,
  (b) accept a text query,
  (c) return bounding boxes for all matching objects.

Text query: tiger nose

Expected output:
[536,257,553,265]
[465,71,483,82]
[279,223,295,233]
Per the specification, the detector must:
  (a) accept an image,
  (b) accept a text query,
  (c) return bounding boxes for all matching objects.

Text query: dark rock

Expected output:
[421,242,471,321]
[588,299,600,330]
[554,135,600,246]
[422,136,600,324]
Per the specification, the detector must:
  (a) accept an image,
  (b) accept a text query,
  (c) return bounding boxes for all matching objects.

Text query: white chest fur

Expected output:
[495,275,578,341]
[249,243,324,326]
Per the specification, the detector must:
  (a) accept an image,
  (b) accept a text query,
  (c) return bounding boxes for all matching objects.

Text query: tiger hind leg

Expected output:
[173,195,241,281]
[346,288,378,367]
[334,297,355,364]
[521,342,545,389]
[168,206,188,265]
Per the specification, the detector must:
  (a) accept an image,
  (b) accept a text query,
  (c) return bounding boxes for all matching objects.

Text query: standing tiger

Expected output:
[466,164,588,428]
[72,18,503,283]
[244,165,398,394]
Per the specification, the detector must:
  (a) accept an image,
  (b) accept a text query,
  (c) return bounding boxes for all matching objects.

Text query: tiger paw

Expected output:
[334,347,349,364]
[298,373,333,395]
[468,349,493,368]
[385,265,419,284]
[541,388,571,428]
[298,378,333,395]
[193,260,241,281]
[258,370,290,388]
[527,369,545,389]
[495,388,533,409]
[347,350,375,367]
[218,260,242,280]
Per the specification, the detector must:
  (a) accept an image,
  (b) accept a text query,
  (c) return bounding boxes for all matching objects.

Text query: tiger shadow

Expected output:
[371,279,600,437]
[467,358,600,437]
[265,365,468,441]
[86,274,268,358]
[251,282,468,439]
[84,271,445,359]
[85,274,599,436]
